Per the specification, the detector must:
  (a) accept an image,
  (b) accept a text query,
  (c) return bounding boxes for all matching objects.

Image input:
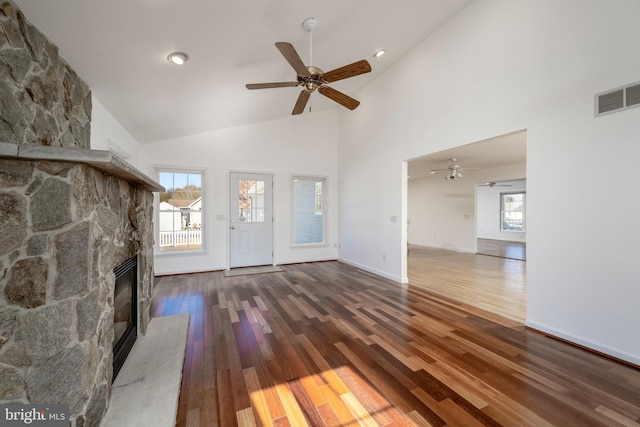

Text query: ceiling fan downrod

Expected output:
[302,17,319,111]
[302,17,317,67]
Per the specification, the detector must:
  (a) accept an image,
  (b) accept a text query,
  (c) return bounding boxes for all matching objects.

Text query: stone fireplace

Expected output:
[0,2,162,426]
[0,151,160,425]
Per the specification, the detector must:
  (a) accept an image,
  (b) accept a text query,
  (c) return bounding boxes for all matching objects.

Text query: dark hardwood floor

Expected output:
[152,262,640,426]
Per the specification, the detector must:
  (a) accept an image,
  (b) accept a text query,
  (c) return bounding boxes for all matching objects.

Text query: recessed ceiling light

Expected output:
[373,49,386,58]
[167,52,189,65]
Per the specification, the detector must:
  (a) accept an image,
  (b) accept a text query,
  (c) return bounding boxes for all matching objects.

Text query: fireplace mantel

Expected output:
[0,142,163,192]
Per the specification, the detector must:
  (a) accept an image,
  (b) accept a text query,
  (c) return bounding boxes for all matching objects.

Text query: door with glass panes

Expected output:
[229,172,273,268]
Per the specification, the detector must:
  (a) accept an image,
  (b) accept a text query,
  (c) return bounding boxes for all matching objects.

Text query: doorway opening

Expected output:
[405,130,527,322]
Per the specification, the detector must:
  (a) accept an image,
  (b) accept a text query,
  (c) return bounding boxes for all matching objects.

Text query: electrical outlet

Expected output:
[382,254,386,261]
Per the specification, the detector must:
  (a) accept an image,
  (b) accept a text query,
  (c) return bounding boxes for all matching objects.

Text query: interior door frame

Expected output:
[228,170,274,269]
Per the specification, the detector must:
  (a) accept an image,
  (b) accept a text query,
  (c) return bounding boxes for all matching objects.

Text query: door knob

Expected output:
[230,226,236,230]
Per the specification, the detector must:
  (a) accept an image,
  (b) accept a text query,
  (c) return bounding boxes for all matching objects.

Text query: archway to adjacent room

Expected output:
[404,130,527,322]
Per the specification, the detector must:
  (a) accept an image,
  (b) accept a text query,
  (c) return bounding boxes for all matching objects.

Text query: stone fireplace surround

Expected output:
[0,144,162,426]
[0,1,163,425]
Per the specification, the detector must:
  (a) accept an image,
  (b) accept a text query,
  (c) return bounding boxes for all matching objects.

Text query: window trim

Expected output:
[154,166,206,255]
[290,175,327,247]
[500,191,526,233]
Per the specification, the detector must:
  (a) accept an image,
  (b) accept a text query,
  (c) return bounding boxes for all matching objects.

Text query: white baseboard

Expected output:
[525,320,640,367]
[408,242,475,254]
[338,257,407,283]
[154,266,225,276]
[154,258,339,277]
[276,257,338,266]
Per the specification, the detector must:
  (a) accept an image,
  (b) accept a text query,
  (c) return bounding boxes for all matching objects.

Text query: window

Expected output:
[157,169,204,251]
[292,176,325,245]
[501,192,525,232]
[237,179,264,223]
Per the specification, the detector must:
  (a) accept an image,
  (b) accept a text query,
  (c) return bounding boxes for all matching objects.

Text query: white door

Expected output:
[229,172,273,268]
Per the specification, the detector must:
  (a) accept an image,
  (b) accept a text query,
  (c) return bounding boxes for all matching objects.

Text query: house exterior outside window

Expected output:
[292,176,325,245]
[501,192,525,232]
[156,169,204,252]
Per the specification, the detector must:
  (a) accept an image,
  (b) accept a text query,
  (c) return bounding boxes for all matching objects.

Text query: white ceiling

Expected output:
[407,130,527,181]
[14,0,473,143]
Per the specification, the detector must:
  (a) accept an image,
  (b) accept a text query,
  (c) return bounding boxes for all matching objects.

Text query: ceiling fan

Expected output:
[430,158,479,180]
[478,182,512,188]
[245,18,372,115]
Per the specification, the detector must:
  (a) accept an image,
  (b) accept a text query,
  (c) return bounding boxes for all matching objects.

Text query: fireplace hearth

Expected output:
[112,255,138,380]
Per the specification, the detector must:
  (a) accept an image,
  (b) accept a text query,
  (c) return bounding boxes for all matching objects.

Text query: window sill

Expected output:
[154,249,207,257]
[290,243,329,249]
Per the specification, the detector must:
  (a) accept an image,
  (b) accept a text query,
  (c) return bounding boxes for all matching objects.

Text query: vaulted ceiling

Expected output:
[14,0,474,143]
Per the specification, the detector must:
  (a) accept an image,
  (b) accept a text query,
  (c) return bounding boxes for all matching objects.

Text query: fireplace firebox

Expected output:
[112,255,138,380]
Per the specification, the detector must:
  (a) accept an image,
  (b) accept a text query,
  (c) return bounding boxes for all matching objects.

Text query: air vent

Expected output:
[626,83,640,107]
[597,89,624,114]
[595,81,640,116]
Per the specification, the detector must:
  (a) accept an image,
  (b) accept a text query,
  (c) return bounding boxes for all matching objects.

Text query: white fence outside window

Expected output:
[158,229,202,248]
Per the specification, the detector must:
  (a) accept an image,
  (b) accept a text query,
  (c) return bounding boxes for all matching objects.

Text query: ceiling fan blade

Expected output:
[322,60,372,83]
[292,90,311,115]
[275,42,310,77]
[246,82,298,90]
[318,86,360,110]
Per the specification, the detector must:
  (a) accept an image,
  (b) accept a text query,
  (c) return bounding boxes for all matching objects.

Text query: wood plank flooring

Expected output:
[152,262,640,426]
[408,246,526,322]
[476,239,526,261]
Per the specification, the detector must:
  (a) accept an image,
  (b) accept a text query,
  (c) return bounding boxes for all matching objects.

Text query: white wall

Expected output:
[408,173,477,253]
[476,178,526,242]
[90,96,141,167]
[338,0,640,365]
[408,164,526,252]
[139,109,339,276]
